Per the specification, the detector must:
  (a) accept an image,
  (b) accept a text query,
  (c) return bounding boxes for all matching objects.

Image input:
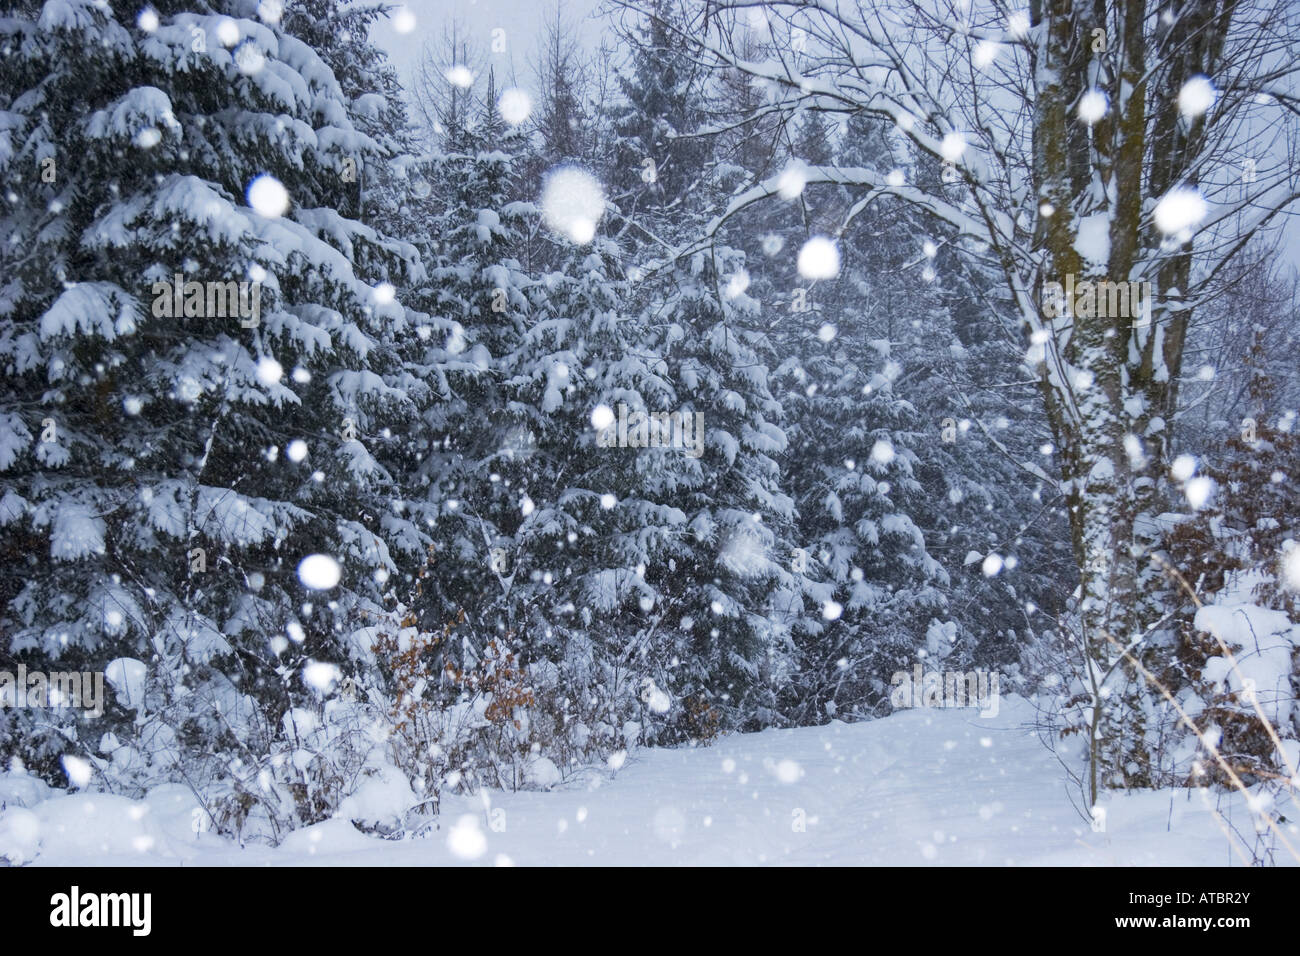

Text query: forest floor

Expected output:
[3,696,1289,866]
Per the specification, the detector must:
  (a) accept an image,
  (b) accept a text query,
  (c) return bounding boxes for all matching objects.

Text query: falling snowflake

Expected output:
[247,174,290,217]
[724,269,751,299]
[982,553,1004,576]
[255,356,282,386]
[446,65,474,89]
[1171,454,1197,482]
[774,759,802,783]
[447,814,487,860]
[1078,89,1108,124]
[302,660,341,694]
[137,6,159,31]
[870,439,895,465]
[940,131,967,162]
[1178,76,1216,118]
[822,600,843,621]
[973,41,1000,69]
[1185,475,1214,510]
[1153,186,1207,235]
[540,167,605,244]
[62,755,92,788]
[297,554,341,590]
[214,17,239,46]
[287,439,308,463]
[777,162,809,199]
[499,88,532,125]
[591,404,615,431]
[393,6,416,33]
[797,236,840,279]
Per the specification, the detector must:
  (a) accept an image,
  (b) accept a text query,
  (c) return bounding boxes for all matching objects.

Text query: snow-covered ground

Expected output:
[1,696,1291,866]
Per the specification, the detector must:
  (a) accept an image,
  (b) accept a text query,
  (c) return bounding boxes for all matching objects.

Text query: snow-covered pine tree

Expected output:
[605,0,711,248]
[621,246,795,739]
[601,9,807,737]
[691,109,949,723]
[771,319,952,722]
[282,0,413,222]
[396,76,535,671]
[0,0,423,825]
[491,231,651,762]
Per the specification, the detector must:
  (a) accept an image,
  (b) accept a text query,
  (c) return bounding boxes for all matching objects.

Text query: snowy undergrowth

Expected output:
[1,696,1291,866]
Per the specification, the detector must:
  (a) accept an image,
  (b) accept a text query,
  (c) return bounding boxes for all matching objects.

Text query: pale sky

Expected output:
[368,0,1299,271]
[369,0,606,93]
